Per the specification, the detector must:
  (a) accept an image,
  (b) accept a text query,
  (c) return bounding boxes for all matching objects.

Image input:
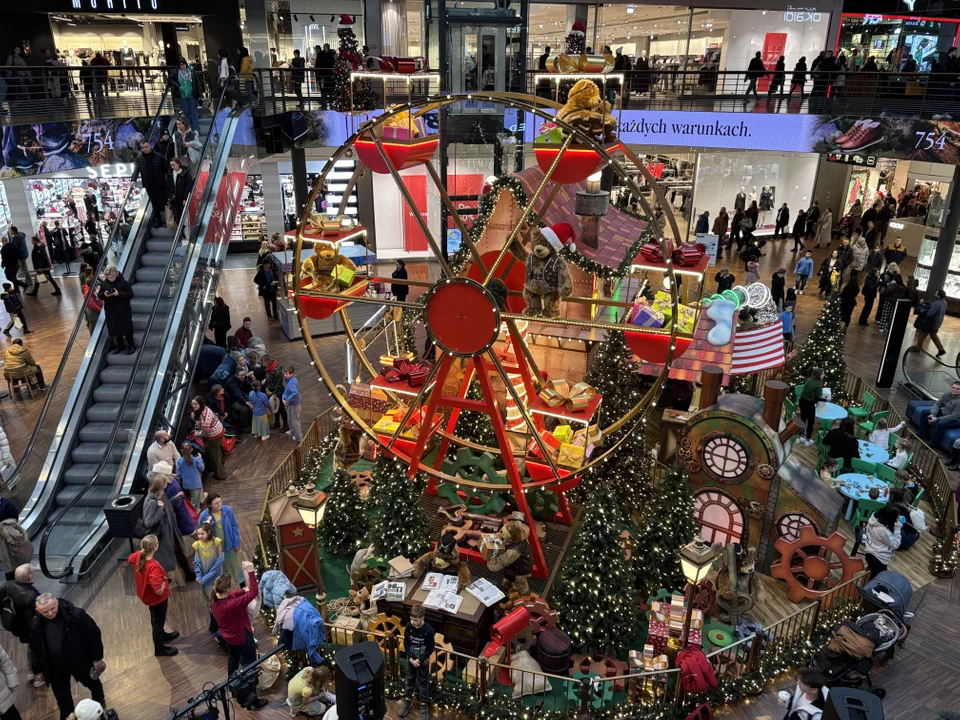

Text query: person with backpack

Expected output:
[0,564,43,688]
[253,260,279,320]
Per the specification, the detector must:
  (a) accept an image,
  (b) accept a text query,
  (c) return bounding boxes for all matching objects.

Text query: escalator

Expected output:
[899,345,960,400]
[11,89,253,581]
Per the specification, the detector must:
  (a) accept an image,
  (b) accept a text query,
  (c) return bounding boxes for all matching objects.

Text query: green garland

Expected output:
[560,226,654,280]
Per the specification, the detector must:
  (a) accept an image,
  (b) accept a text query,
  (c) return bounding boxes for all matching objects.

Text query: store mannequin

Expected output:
[734,186,746,211]
[635,50,650,95]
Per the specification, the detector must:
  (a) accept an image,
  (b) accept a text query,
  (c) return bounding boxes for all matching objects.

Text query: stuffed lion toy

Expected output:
[301,243,358,294]
[555,79,617,143]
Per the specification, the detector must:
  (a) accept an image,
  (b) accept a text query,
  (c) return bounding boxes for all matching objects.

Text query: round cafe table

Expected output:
[858,439,890,465]
[816,401,848,422]
[835,472,890,521]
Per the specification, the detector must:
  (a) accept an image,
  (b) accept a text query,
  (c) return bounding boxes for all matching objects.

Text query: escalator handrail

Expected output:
[0,84,175,498]
[38,86,232,579]
[900,344,960,397]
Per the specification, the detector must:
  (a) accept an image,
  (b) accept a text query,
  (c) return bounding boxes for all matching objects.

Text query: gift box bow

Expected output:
[638,239,674,263]
[383,358,432,387]
[538,379,596,412]
[671,242,706,267]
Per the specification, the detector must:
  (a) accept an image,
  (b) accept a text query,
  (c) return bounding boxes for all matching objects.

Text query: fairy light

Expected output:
[785,291,849,403]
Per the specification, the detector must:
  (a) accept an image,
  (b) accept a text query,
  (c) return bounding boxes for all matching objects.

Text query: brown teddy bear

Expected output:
[487,512,534,596]
[414,530,471,590]
[523,223,574,318]
[301,243,359,293]
[556,78,618,143]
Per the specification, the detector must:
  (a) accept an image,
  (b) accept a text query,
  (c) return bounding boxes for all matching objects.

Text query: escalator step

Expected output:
[136,267,168,283]
[130,298,171,315]
[56,485,115,508]
[92,383,144,403]
[63,463,121,485]
[85,403,138,423]
[133,332,164,348]
[151,228,175,239]
[146,240,175,253]
[104,350,158,367]
[98,366,149,385]
[70,442,128,464]
[139,252,171,268]
[78,422,115,443]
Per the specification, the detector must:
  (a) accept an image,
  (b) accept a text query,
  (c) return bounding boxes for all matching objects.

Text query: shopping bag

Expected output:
[12,317,23,331]
[183,497,200,526]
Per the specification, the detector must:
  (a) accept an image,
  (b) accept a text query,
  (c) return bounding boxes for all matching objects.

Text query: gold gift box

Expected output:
[380,352,416,368]
[557,443,585,469]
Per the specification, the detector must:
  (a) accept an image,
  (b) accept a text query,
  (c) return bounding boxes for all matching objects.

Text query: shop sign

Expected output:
[783,8,823,23]
[84,162,136,178]
[827,151,877,167]
[71,0,160,8]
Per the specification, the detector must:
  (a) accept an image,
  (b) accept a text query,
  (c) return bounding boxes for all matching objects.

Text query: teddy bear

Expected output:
[486,512,534,596]
[301,243,359,293]
[555,78,618,143]
[414,530,471,590]
[523,223,574,318]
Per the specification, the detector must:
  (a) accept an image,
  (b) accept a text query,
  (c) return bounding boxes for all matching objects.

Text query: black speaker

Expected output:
[876,298,912,388]
[334,642,386,720]
[102,495,144,539]
[822,687,884,720]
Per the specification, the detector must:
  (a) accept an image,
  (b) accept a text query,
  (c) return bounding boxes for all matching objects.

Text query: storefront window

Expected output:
[838,14,960,72]
[49,15,205,66]
[0,184,10,235]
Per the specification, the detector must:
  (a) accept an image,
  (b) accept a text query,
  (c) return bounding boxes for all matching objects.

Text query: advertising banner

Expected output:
[1,116,171,178]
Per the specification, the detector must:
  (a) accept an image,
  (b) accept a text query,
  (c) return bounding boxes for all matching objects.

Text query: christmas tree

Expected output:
[631,464,699,598]
[332,15,375,112]
[551,480,637,653]
[786,292,848,401]
[317,468,370,556]
[585,329,645,431]
[565,21,586,54]
[452,378,498,448]
[366,455,432,560]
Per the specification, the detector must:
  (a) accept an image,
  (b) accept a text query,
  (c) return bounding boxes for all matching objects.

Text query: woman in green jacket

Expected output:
[798,368,824,446]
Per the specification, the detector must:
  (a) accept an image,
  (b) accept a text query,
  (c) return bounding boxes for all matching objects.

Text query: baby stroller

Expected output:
[809,571,912,693]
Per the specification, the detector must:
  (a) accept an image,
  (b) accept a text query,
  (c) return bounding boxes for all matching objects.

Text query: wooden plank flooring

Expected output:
[0,246,958,719]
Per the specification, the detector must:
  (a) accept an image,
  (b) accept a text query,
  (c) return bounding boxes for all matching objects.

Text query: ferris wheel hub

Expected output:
[424,278,502,357]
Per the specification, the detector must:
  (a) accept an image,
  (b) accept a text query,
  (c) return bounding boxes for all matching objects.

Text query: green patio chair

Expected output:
[870,409,890,425]
[851,458,877,475]
[888,433,901,453]
[851,498,886,532]
[849,391,876,422]
[794,385,804,402]
[858,421,875,440]
[911,487,925,508]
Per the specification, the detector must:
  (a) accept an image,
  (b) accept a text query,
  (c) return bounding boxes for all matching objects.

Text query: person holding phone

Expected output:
[96,266,135,355]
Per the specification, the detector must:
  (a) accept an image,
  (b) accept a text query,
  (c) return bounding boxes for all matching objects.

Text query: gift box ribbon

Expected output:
[538,379,596,412]
[383,358,432,387]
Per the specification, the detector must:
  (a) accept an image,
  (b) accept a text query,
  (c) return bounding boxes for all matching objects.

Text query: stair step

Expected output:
[150,227,175,238]
[78,422,116,443]
[92,383,144,404]
[55,485,115,508]
[63,463,121,485]
[70,442,127,464]
[132,331,164,347]
[104,350,158,367]
[131,282,162,297]
[98,366,149,385]
[139,252,171,267]
[85,403,138,423]
[130,298,171,315]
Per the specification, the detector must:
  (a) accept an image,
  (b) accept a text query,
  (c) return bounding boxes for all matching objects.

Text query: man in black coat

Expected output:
[0,564,41,682]
[744,51,766,100]
[224,366,253,434]
[137,140,169,228]
[30,594,106,718]
[774,203,790,238]
[0,235,28,292]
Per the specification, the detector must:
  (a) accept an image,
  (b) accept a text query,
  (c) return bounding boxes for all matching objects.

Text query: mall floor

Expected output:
[0,241,958,719]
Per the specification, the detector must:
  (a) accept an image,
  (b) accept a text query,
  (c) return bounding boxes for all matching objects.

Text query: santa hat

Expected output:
[540,222,576,253]
[571,21,585,35]
[339,13,354,26]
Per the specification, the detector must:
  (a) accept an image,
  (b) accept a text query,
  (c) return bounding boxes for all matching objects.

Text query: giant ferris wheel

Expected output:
[291,91,700,579]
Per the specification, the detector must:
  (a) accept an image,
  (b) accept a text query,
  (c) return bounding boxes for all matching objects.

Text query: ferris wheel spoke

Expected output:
[617,145,684,244]
[423,161,488,275]
[368,134,453,277]
[482,133,574,287]
[298,288,421,311]
[485,349,563,482]
[336,166,364,217]
[385,357,445,454]
[504,318,545,389]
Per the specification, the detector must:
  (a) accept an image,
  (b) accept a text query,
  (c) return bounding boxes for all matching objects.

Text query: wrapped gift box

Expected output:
[382,125,415,140]
[553,424,573,443]
[320,219,344,236]
[373,416,401,435]
[528,429,562,460]
[380,352,416,368]
[330,616,363,646]
[647,619,702,654]
[331,264,356,288]
[479,533,504,561]
[630,302,665,328]
[557,443,585,469]
[348,383,392,422]
[675,304,696,333]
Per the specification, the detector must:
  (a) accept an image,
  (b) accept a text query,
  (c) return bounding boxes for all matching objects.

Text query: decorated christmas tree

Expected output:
[299,433,338,491]
[551,480,637,652]
[332,14,375,112]
[631,464,698,598]
[584,329,644,431]
[786,292,848,401]
[317,467,370,555]
[565,21,586,55]
[452,378,498,448]
[366,454,432,560]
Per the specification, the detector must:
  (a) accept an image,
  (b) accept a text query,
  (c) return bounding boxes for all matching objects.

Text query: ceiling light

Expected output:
[626,5,635,13]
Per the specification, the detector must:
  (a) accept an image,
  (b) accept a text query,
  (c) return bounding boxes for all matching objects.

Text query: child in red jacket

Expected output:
[128,535,180,657]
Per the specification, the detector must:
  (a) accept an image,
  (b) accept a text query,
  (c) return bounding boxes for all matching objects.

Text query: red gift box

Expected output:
[347,383,392,421]
[647,620,702,654]
[527,429,561,460]
[672,242,706,267]
[383,358,432,386]
[639,239,674,263]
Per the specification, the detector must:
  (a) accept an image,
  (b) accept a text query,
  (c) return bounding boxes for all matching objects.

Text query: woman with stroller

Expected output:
[863,505,902,579]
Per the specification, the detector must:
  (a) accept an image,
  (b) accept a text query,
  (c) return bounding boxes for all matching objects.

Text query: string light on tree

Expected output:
[332,14,375,111]
[786,292,849,402]
[366,455,432,559]
[317,467,369,555]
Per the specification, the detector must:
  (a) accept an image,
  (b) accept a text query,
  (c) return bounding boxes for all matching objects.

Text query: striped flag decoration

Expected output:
[730,321,785,375]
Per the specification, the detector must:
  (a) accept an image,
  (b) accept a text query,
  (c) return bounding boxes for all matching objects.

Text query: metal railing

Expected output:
[0,64,209,123]
[37,82,232,580]
[0,85,174,501]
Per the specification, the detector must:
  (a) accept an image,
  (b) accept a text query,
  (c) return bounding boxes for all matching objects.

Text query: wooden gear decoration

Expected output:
[499,593,559,635]
[429,633,456,681]
[365,612,404,652]
[292,93,693,581]
[769,526,865,602]
[351,566,384,594]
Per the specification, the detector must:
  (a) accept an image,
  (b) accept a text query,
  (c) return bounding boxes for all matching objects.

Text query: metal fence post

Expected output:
[745,633,764,673]
[478,658,488,706]
[580,676,591,716]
